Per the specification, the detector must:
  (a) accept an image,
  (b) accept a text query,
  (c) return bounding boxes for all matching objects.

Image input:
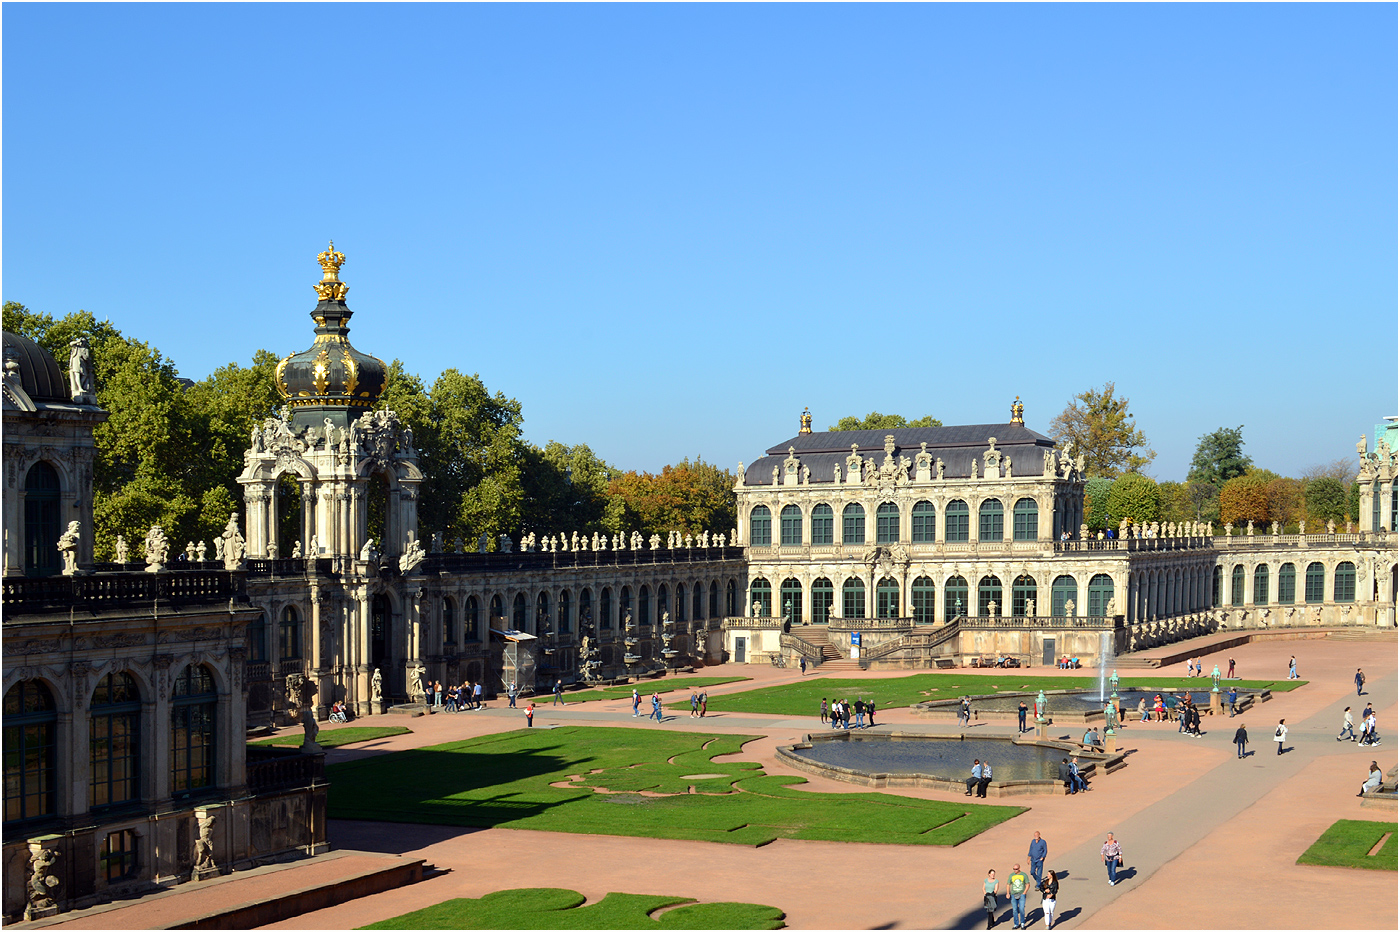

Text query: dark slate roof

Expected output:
[3,331,68,402]
[746,424,1057,486]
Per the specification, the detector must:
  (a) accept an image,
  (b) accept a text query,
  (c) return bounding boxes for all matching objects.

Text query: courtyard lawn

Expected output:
[327,726,1023,847]
[361,887,785,930]
[250,725,411,748]
[670,673,1304,715]
[556,676,749,704]
[1297,819,1398,871]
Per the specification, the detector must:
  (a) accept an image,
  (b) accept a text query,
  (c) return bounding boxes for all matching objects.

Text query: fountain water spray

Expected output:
[1098,631,1114,701]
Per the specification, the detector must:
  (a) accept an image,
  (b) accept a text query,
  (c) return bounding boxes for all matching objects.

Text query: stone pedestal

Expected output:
[1209,691,1222,716]
[1036,720,1050,740]
[1105,731,1117,753]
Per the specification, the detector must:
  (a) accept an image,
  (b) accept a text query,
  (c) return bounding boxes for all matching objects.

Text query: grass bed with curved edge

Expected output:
[671,674,1303,715]
[250,725,411,748]
[327,726,1024,847]
[360,887,785,929]
[1297,819,1398,870]
[554,676,749,704]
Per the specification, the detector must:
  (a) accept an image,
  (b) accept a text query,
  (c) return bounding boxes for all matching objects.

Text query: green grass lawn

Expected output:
[556,676,749,704]
[1297,819,1398,871]
[327,725,1023,847]
[360,887,784,930]
[249,725,411,748]
[670,673,1303,715]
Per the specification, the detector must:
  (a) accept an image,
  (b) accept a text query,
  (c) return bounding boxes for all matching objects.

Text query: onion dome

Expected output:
[275,242,388,431]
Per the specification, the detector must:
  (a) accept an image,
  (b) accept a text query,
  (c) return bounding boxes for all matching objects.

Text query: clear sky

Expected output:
[4,3,1395,481]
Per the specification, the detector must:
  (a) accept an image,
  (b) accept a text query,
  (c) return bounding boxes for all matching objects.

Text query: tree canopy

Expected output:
[828,412,942,431]
[1187,426,1252,488]
[605,458,736,537]
[1104,473,1162,528]
[1048,382,1155,479]
[1219,473,1270,527]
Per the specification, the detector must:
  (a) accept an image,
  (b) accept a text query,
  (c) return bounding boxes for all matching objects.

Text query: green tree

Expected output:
[1304,477,1347,526]
[829,413,942,431]
[1048,382,1155,479]
[520,441,619,534]
[1219,474,1270,527]
[1104,473,1162,528]
[1083,477,1114,531]
[1187,426,1252,488]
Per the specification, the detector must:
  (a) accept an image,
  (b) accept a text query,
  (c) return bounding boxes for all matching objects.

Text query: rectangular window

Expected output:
[946,507,969,543]
[811,509,833,545]
[979,509,1003,542]
[1304,568,1325,603]
[1013,507,1037,541]
[843,512,865,545]
[912,507,935,542]
[101,830,138,883]
[780,512,802,546]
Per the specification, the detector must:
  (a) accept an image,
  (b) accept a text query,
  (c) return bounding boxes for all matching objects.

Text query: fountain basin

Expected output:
[915,687,1267,724]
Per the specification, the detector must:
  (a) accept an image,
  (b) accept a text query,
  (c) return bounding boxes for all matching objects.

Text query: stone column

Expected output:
[1359,482,1375,532]
[1381,481,1394,533]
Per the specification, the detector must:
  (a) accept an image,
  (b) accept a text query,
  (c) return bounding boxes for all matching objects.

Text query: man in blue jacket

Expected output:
[1027,831,1048,885]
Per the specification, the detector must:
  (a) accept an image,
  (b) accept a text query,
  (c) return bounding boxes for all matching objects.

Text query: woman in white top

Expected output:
[1359,761,1383,796]
[1339,707,1355,742]
[1273,718,1288,755]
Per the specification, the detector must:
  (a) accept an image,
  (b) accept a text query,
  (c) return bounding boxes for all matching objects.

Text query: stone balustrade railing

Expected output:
[958,614,1121,630]
[3,569,248,613]
[422,546,744,575]
[246,746,325,795]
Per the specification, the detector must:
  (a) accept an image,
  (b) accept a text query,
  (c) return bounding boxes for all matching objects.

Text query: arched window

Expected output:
[810,504,834,545]
[979,500,1004,542]
[90,672,140,810]
[558,589,572,633]
[709,581,719,619]
[912,576,936,623]
[876,503,899,543]
[1088,574,1114,617]
[580,590,593,631]
[248,612,268,662]
[780,578,803,624]
[750,579,772,616]
[1013,498,1038,541]
[727,579,737,616]
[657,585,669,624]
[1304,563,1325,603]
[876,577,900,617]
[842,504,866,545]
[1277,564,1296,605]
[639,586,651,626]
[1012,575,1037,617]
[945,500,970,542]
[489,593,504,625]
[1334,562,1356,603]
[513,592,527,630]
[1253,566,1269,606]
[1051,576,1078,617]
[750,506,772,546]
[4,680,56,823]
[842,578,866,618]
[675,584,686,623]
[171,665,216,794]
[692,584,702,621]
[24,462,61,577]
[912,501,936,542]
[443,598,456,645]
[536,592,551,635]
[811,578,834,624]
[1211,565,1223,607]
[977,575,1003,616]
[601,588,613,629]
[1230,565,1245,606]
[279,605,302,661]
[945,575,969,621]
[372,595,390,668]
[780,505,803,546]
[465,596,480,640]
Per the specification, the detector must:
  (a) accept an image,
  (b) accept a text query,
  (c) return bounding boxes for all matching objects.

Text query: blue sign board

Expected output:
[850,632,862,646]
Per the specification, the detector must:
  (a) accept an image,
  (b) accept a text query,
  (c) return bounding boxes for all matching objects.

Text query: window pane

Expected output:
[1253,566,1269,605]
[842,504,865,545]
[1277,565,1295,604]
[842,579,866,618]
[912,502,936,543]
[1013,498,1038,541]
[946,501,969,542]
[780,505,803,546]
[811,579,834,624]
[811,504,833,545]
[876,503,899,543]
[979,500,1003,542]
[750,506,771,546]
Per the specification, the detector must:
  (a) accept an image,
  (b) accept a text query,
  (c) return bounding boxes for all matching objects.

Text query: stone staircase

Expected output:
[788,627,849,668]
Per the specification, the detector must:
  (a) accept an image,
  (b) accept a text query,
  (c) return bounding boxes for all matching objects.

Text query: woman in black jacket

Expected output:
[1039,869,1059,929]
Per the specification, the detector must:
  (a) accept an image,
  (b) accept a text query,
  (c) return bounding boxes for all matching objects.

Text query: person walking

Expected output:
[525,702,534,727]
[1355,668,1366,696]
[1274,718,1288,755]
[1194,658,1202,678]
[1339,707,1355,742]
[982,869,1000,929]
[1234,723,1249,758]
[961,696,972,727]
[799,655,807,676]
[1227,656,1236,678]
[690,691,699,717]
[1007,864,1030,930]
[473,681,483,710]
[966,760,984,796]
[820,697,829,724]
[507,681,518,709]
[700,692,708,717]
[632,688,640,717]
[553,679,564,706]
[1027,832,1047,886]
[1227,685,1238,717]
[650,692,663,723]
[1101,832,1122,886]
[1288,656,1298,680]
[1038,870,1059,929]
[866,699,877,727]
[1018,701,1028,734]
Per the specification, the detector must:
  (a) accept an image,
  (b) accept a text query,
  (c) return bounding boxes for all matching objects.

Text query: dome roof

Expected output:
[3,331,69,402]
[275,243,387,430]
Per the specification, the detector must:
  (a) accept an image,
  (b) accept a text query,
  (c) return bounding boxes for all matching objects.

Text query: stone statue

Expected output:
[291,540,303,558]
[1104,702,1116,731]
[701,530,710,548]
[1026,598,1035,617]
[408,663,427,702]
[1034,690,1047,722]
[143,525,169,573]
[1119,517,1130,537]
[221,513,246,570]
[498,534,513,553]
[649,534,661,550]
[1044,450,1057,476]
[716,533,726,547]
[197,540,207,561]
[26,845,60,919]
[324,417,336,452]
[1065,598,1075,617]
[1075,453,1085,474]
[685,533,693,548]
[592,532,602,550]
[478,534,490,554]
[1297,519,1306,536]
[68,337,96,404]
[430,533,441,553]
[571,531,581,551]
[752,600,762,618]
[1079,524,1088,540]
[398,535,426,574]
[969,459,978,480]
[1327,519,1336,535]
[371,667,383,703]
[186,541,197,561]
[1246,520,1254,536]
[988,600,998,617]
[630,531,643,550]
[1358,433,1368,458]
[58,521,80,575]
[193,813,217,874]
[936,457,946,480]
[359,537,377,562]
[267,541,278,559]
[1345,518,1353,534]
[454,536,465,553]
[114,534,129,564]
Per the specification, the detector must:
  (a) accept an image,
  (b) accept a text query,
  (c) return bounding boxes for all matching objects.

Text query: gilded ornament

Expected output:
[275,354,292,398]
[312,349,330,394]
[342,350,358,395]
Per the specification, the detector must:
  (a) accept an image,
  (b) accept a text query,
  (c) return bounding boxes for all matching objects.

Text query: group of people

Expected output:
[425,679,484,712]
[1057,757,1087,793]
[688,691,709,717]
[821,696,877,729]
[630,688,664,722]
[980,832,1086,929]
[1054,656,1080,669]
[1340,702,1381,746]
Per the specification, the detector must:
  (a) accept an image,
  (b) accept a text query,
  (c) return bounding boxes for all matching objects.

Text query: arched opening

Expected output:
[945,500,970,542]
[876,577,900,617]
[639,585,652,626]
[366,472,390,555]
[750,505,772,546]
[1334,562,1356,603]
[692,583,703,621]
[675,584,687,623]
[536,592,551,637]
[810,503,834,545]
[912,576,936,623]
[657,584,669,622]
[620,586,633,627]
[513,593,528,631]
[1212,565,1223,607]
[780,578,802,624]
[876,502,899,543]
[4,680,57,824]
[944,575,968,621]
[780,505,803,546]
[912,501,936,542]
[1230,565,1246,606]
[1013,498,1038,541]
[710,581,720,618]
[726,579,737,616]
[979,500,1004,542]
[279,605,302,661]
[811,578,834,624]
[1253,565,1269,606]
[465,596,480,641]
[1051,575,1077,617]
[171,665,217,795]
[248,612,268,662]
[443,597,456,646]
[842,577,866,618]
[371,595,390,669]
[276,474,303,557]
[579,589,593,631]
[749,578,772,616]
[600,587,613,629]
[23,462,61,577]
[977,575,1003,616]
[842,504,866,545]
[90,672,141,810]
[489,594,504,628]
[1088,574,1115,616]
[1012,575,1037,617]
[559,589,572,633]
[1277,564,1296,605]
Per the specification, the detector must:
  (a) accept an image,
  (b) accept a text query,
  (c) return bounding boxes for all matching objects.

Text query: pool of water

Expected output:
[790,735,1069,782]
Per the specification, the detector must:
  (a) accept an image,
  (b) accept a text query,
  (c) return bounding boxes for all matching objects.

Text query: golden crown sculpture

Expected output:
[314,240,350,301]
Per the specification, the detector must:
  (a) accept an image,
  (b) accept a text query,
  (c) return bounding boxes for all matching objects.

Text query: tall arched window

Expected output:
[1277,564,1295,605]
[465,596,480,640]
[811,504,834,545]
[1051,576,1078,617]
[750,506,772,546]
[580,589,593,630]
[171,665,216,794]
[1252,566,1269,605]
[811,578,834,624]
[675,584,687,623]
[1304,562,1325,603]
[945,500,970,542]
[513,592,527,630]
[4,680,57,824]
[692,584,702,620]
[90,672,141,810]
[657,585,669,623]
[248,612,268,662]
[912,576,936,623]
[977,575,1003,616]
[979,500,1004,542]
[443,598,456,645]
[876,577,900,617]
[1013,498,1038,541]
[1230,565,1245,606]
[1334,562,1356,603]
[536,592,551,634]
[727,579,737,616]
[558,589,572,633]
[750,579,772,616]
[842,578,866,618]
[842,504,866,545]
[1088,574,1114,616]
[372,595,390,667]
[780,505,803,546]
[1211,565,1223,607]
[1012,575,1037,617]
[912,501,936,542]
[23,462,62,577]
[709,581,719,619]
[639,586,651,626]
[600,588,613,629]
[945,575,969,621]
[780,578,803,623]
[279,605,302,661]
[876,503,899,543]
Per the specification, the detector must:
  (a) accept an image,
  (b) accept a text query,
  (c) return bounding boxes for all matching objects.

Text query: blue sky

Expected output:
[4,3,1395,480]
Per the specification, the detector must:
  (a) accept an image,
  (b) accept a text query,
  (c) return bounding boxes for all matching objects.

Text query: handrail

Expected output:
[780,633,825,665]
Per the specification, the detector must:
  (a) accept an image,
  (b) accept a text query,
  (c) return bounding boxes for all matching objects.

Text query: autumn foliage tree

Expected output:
[1219,473,1271,527]
[605,458,736,537]
[1049,382,1155,479]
